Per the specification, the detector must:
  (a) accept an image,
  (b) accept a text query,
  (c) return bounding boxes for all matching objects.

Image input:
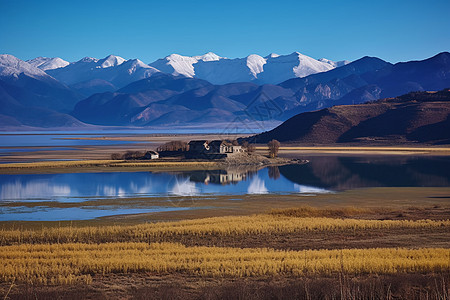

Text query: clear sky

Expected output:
[0,0,449,63]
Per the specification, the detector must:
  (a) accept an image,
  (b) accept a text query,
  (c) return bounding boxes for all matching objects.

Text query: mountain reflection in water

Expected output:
[279,155,450,190]
[0,156,449,203]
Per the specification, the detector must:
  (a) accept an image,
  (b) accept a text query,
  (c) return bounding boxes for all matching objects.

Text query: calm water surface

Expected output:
[1,156,449,221]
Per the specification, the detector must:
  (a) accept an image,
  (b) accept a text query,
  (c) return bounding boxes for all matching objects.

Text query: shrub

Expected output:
[110,153,123,160]
[157,141,189,152]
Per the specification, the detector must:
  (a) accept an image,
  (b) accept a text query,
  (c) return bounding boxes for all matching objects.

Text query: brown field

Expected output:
[0,159,220,174]
[258,146,450,156]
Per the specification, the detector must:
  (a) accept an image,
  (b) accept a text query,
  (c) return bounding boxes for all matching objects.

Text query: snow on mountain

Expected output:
[192,52,221,62]
[149,52,222,78]
[97,55,126,68]
[0,54,83,114]
[46,55,159,88]
[150,51,348,85]
[27,57,70,71]
[13,51,351,90]
[0,54,50,78]
[266,53,280,58]
[319,58,350,68]
[258,52,336,84]
[194,54,267,84]
[110,59,160,85]
[246,54,267,77]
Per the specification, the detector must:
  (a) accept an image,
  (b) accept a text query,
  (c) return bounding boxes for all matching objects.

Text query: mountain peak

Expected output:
[27,56,69,71]
[124,58,147,67]
[425,51,450,63]
[195,52,222,61]
[98,55,126,68]
[165,53,187,60]
[78,57,98,63]
[318,58,351,68]
[266,53,280,58]
[0,54,49,78]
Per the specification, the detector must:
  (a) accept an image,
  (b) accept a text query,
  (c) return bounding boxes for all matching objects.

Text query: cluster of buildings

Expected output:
[186,140,245,159]
[145,140,245,160]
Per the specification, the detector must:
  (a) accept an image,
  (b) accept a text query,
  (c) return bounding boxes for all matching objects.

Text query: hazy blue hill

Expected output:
[0,80,85,128]
[70,79,117,97]
[117,73,213,94]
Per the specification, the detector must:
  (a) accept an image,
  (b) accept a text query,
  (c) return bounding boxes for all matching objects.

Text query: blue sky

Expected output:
[1,0,449,63]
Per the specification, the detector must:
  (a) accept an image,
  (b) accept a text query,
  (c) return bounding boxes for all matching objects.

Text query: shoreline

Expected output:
[0,152,306,174]
[0,159,221,174]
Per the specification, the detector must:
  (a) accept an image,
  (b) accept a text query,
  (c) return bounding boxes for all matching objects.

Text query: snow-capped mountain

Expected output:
[150,52,222,77]
[46,55,160,88]
[3,51,450,130]
[0,54,83,126]
[0,54,51,79]
[149,51,348,85]
[97,54,126,68]
[27,57,69,71]
[24,51,348,89]
[258,52,336,84]
[193,54,266,84]
[319,58,350,68]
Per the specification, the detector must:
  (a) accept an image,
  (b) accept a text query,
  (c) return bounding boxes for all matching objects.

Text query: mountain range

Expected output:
[0,51,449,130]
[149,52,348,85]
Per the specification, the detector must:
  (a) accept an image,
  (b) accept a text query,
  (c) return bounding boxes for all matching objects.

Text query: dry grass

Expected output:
[269,206,374,218]
[1,214,449,246]
[0,160,217,169]
[1,242,448,285]
[4,273,449,300]
[0,160,219,174]
[0,160,118,169]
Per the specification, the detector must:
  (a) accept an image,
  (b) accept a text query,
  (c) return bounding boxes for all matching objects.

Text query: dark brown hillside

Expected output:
[249,89,450,145]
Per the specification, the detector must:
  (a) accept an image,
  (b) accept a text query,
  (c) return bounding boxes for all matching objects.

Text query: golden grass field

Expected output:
[1,214,449,245]
[1,242,448,285]
[0,206,449,299]
[1,210,449,286]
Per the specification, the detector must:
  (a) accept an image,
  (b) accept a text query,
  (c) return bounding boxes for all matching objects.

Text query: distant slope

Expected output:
[0,79,85,128]
[72,74,213,125]
[248,89,450,145]
[71,74,298,126]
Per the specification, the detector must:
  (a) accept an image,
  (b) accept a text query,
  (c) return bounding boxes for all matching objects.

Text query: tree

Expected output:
[267,139,280,158]
[157,141,188,152]
[241,141,256,153]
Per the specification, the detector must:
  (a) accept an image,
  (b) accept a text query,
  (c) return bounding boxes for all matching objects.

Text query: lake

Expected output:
[1,155,449,221]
